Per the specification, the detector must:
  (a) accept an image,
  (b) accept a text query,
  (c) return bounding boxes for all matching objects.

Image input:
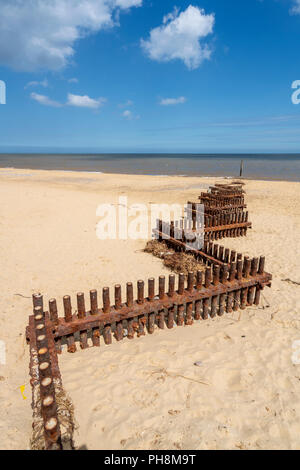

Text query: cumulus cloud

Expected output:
[30,91,106,109]
[30,92,62,107]
[0,0,142,72]
[67,93,106,109]
[141,5,215,70]
[25,79,49,89]
[160,96,186,106]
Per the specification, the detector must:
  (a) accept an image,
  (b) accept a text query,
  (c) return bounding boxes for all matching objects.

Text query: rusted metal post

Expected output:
[63,295,72,323]
[248,258,258,305]
[137,281,145,337]
[194,270,203,320]
[103,288,110,313]
[102,288,112,345]
[241,258,251,309]
[126,282,134,339]
[63,296,76,353]
[259,256,265,274]
[148,278,155,300]
[147,278,155,334]
[211,265,220,318]
[177,273,185,326]
[77,293,85,319]
[219,264,228,316]
[90,290,100,347]
[49,299,58,324]
[49,299,61,353]
[203,267,211,319]
[186,272,194,325]
[158,276,165,329]
[77,293,88,349]
[226,261,235,313]
[167,275,175,329]
[33,293,43,310]
[114,285,123,341]
[219,246,224,262]
[90,290,98,315]
[254,286,261,306]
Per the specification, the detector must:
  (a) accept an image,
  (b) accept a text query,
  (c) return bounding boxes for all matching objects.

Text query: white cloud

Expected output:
[163,7,180,24]
[25,79,49,89]
[30,92,61,107]
[116,0,142,8]
[160,96,186,106]
[122,109,140,119]
[0,0,142,72]
[291,1,300,14]
[123,109,132,118]
[68,78,79,83]
[141,5,215,70]
[30,91,106,109]
[67,93,106,109]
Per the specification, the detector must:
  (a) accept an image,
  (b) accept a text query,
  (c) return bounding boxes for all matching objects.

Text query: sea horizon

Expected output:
[1,152,300,182]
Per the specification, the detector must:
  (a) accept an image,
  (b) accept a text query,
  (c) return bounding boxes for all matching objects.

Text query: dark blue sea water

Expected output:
[0,153,300,181]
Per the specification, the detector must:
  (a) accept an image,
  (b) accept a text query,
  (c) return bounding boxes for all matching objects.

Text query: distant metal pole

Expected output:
[240,160,244,177]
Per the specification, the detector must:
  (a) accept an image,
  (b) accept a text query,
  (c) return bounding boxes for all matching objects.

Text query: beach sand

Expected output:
[0,167,299,450]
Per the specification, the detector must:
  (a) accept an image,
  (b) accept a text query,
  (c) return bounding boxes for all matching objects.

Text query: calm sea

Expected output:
[0,153,300,181]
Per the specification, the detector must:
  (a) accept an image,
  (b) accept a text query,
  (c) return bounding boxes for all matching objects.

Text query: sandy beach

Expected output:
[0,167,300,450]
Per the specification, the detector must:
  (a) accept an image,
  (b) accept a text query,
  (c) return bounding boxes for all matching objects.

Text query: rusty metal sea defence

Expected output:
[25,182,268,450]
[27,244,271,358]
[186,182,252,240]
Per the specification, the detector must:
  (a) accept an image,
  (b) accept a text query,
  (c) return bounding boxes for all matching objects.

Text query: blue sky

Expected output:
[1,0,300,153]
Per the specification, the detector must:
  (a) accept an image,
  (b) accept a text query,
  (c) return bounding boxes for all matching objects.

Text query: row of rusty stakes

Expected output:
[32,294,61,449]
[203,212,250,240]
[204,241,242,266]
[46,256,266,351]
[201,199,245,210]
[202,195,246,208]
[205,211,246,227]
[205,211,249,229]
